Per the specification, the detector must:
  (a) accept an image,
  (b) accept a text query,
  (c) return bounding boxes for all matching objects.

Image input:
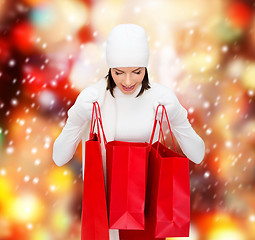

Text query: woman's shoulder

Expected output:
[86,77,107,90]
[149,81,176,98]
[76,78,107,105]
[80,78,107,96]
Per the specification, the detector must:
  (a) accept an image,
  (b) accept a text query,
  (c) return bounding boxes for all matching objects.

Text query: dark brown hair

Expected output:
[105,68,150,97]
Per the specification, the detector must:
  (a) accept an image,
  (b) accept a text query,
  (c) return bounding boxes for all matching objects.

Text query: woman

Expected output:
[53,23,205,240]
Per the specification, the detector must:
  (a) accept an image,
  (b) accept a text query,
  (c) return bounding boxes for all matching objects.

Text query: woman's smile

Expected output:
[121,84,136,92]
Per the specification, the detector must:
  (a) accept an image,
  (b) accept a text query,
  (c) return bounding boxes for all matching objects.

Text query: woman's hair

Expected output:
[105,68,151,97]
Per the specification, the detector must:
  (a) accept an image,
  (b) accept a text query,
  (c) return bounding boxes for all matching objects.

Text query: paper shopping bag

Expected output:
[106,140,150,230]
[147,105,190,238]
[147,141,190,238]
[81,102,109,240]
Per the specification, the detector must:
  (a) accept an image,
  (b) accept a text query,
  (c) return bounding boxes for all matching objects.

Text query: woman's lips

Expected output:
[121,84,136,92]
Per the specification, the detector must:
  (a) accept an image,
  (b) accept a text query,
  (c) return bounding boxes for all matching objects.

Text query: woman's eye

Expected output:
[134,71,141,74]
[115,72,122,75]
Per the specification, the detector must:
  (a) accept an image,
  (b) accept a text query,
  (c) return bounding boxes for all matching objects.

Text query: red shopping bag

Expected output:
[106,139,150,229]
[147,105,190,238]
[119,218,164,240]
[81,102,109,240]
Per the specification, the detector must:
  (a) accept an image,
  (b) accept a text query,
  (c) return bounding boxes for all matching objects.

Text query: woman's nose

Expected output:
[124,74,132,86]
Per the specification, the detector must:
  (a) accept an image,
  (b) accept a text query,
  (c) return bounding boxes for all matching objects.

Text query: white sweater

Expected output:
[52,78,205,240]
[53,78,205,165]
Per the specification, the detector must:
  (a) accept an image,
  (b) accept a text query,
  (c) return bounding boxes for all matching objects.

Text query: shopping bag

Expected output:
[119,218,164,240]
[81,102,109,240]
[106,139,150,229]
[147,105,190,238]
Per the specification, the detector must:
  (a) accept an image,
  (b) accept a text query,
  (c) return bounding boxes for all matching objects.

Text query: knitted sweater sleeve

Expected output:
[170,108,205,164]
[52,112,87,167]
[52,85,99,167]
[154,83,205,164]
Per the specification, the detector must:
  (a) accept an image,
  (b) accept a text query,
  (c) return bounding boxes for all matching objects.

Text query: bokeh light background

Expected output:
[0,0,255,239]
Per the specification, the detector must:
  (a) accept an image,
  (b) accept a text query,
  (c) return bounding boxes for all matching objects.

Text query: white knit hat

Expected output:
[106,24,149,68]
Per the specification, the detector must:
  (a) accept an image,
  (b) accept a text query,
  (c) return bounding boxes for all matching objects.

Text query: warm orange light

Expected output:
[46,167,74,194]
[206,213,245,240]
[8,193,44,222]
[23,0,49,6]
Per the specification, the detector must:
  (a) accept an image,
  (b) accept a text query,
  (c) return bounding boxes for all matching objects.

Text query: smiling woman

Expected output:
[52,23,205,240]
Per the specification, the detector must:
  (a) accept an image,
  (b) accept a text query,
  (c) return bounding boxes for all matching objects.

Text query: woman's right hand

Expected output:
[67,86,99,126]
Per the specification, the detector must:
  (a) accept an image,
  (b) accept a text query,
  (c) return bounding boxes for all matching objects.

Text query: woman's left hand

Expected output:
[153,97,178,121]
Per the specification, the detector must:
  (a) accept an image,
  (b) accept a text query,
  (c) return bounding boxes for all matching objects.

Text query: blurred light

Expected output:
[0,177,14,210]
[221,45,228,53]
[0,127,3,147]
[226,1,252,29]
[183,49,220,74]
[204,171,210,178]
[249,215,255,222]
[50,184,57,192]
[37,90,57,109]
[30,228,52,240]
[225,141,232,148]
[208,228,244,240]
[33,177,39,184]
[30,0,89,49]
[26,127,32,134]
[30,3,55,28]
[31,147,37,154]
[70,42,105,90]
[241,63,255,90]
[6,146,14,154]
[27,223,33,229]
[91,0,123,37]
[56,0,89,29]
[226,59,245,78]
[46,167,74,194]
[0,39,11,64]
[23,0,49,7]
[0,0,7,19]
[24,175,30,182]
[11,22,36,54]
[248,89,254,97]
[0,168,6,175]
[9,193,44,222]
[214,18,243,42]
[8,59,16,67]
[34,158,41,165]
[50,207,71,233]
[11,98,18,106]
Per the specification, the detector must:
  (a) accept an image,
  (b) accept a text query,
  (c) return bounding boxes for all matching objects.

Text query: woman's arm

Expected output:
[52,111,87,166]
[168,106,205,164]
[154,86,205,164]
[52,86,98,166]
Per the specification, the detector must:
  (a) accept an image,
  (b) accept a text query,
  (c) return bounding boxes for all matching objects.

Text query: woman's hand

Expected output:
[153,97,179,122]
[153,92,188,126]
[67,86,99,126]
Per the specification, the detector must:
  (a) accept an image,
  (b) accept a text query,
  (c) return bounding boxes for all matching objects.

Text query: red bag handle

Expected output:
[89,101,107,148]
[94,101,107,147]
[90,103,96,138]
[149,105,177,153]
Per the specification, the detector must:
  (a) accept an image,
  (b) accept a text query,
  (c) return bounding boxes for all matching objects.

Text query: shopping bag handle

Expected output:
[94,101,107,147]
[89,101,107,148]
[149,104,165,146]
[149,105,177,153]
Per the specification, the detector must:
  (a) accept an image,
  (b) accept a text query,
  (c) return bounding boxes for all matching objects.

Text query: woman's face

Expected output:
[110,67,145,95]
